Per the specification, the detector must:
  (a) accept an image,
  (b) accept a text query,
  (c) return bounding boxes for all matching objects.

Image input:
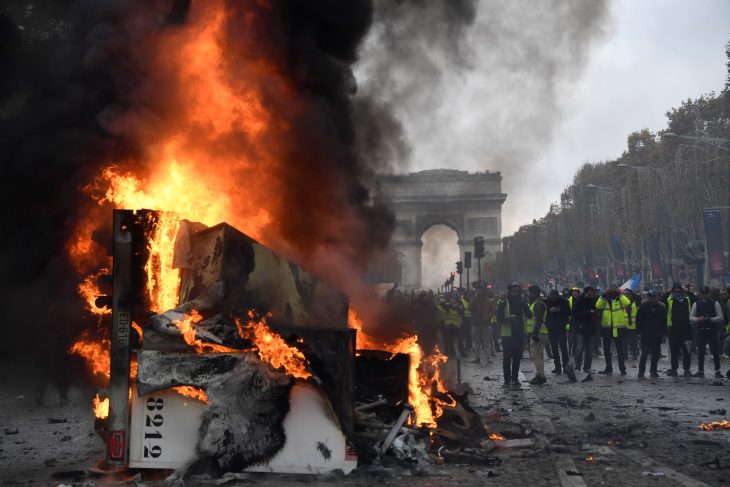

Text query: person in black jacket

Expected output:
[636,290,667,378]
[545,289,571,374]
[572,286,597,373]
[496,282,533,387]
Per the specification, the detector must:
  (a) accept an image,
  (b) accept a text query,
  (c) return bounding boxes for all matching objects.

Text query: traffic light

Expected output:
[464,251,472,269]
[456,261,463,274]
[474,236,485,259]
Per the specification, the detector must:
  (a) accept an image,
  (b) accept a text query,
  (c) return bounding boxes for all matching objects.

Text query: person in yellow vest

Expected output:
[595,284,632,375]
[663,282,693,376]
[526,285,548,385]
[496,282,533,387]
[623,289,640,361]
[436,296,461,357]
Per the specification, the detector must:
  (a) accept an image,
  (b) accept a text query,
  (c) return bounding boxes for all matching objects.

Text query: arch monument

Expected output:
[375,169,507,289]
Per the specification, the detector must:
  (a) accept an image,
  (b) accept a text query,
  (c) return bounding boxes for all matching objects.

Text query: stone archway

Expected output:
[376,169,507,289]
[421,223,461,291]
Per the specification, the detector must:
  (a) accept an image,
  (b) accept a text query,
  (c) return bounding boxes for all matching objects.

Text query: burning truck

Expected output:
[70,208,497,477]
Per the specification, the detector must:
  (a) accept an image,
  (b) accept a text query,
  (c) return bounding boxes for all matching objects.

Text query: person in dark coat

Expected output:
[496,282,533,387]
[545,289,571,374]
[636,290,667,378]
[663,282,693,376]
[572,286,597,373]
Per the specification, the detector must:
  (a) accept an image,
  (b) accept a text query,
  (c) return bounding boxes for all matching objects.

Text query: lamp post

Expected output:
[664,133,729,152]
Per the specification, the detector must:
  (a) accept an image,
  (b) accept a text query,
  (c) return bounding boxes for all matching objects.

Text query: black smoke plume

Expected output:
[0,0,396,364]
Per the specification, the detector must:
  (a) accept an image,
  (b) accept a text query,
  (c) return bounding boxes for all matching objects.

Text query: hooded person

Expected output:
[663,282,693,376]
[496,282,533,387]
[635,290,667,378]
[572,286,598,374]
[545,289,571,375]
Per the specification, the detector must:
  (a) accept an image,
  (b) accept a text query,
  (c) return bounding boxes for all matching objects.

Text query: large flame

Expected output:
[349,309,450,427]
[239,314,312,380]
[69,337,111,378]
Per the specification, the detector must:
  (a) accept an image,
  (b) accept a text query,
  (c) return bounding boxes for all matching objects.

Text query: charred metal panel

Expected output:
[137,350,292,470]
[178,223,348,328]
[278,327,355,437]
[355,350,410,406]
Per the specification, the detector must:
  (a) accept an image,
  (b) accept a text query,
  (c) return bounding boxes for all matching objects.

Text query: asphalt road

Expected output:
[2,345,730,486]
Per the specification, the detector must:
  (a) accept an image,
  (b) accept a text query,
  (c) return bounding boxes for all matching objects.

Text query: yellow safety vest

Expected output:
[596,295,631,337]
[666,297,691,328]
[461,297,471,318]
[498,299,512,337]
[525,300,548,334]
[627,301,638,330]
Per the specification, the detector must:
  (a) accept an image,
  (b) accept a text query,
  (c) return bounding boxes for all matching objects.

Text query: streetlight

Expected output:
[663,133,729,152]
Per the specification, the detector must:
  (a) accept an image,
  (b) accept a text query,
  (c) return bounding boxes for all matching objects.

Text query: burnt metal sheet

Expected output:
[178,223,348,329]
[136,350,292,470]
[277,327,355,438]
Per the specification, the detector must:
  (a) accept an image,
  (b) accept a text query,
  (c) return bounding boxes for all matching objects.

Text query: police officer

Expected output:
[690,286,725,378]
[664,282,693,376]
[496,282,533,387]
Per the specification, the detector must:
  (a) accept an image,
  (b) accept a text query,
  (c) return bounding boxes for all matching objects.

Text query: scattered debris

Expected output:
[641,471,666,477]
[4,428,18,435]
[710,409,727,415]
[584,413,596,422]
[48,417,68,424]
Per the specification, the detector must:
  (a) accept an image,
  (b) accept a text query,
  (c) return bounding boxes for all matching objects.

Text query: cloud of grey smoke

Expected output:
[356,0,612,242]
[421,224,460,290]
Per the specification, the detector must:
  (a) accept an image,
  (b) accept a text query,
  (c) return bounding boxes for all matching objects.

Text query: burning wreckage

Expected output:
[84,209,524,477]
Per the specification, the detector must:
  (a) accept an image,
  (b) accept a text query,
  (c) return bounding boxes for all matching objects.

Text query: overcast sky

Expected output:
[501,0,729,235]
[371,0,729,238]
[520,0,729,234]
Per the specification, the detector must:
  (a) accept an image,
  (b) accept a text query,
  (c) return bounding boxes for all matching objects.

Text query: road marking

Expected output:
[518,374,588,487]
[612,448,709,487]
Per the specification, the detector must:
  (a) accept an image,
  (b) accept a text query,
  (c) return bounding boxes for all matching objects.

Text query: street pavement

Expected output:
[2,345,730,486]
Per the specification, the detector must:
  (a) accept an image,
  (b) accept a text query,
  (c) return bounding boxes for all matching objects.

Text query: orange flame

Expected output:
[387,336,436,428]
[78,270,112,316]
[172,386,209,403]
[94,394,109,419]
[585,455,594,462]
[489,433,506,441]
[69,337,111,378]
[700,420,730,430]
[171,310,239,353]
[349,309,451,427]
[238,314,312,380]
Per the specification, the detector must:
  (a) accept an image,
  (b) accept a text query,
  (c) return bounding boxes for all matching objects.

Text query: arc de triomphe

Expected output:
[375,169,507,289]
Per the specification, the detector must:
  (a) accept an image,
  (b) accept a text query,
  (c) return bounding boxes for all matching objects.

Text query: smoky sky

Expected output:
[356,0,612,239]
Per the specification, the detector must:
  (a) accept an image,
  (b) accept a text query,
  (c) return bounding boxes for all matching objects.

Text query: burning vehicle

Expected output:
[70,209,503,476]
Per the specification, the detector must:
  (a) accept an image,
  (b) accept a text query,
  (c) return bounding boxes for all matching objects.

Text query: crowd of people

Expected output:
[384,282,730,387]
